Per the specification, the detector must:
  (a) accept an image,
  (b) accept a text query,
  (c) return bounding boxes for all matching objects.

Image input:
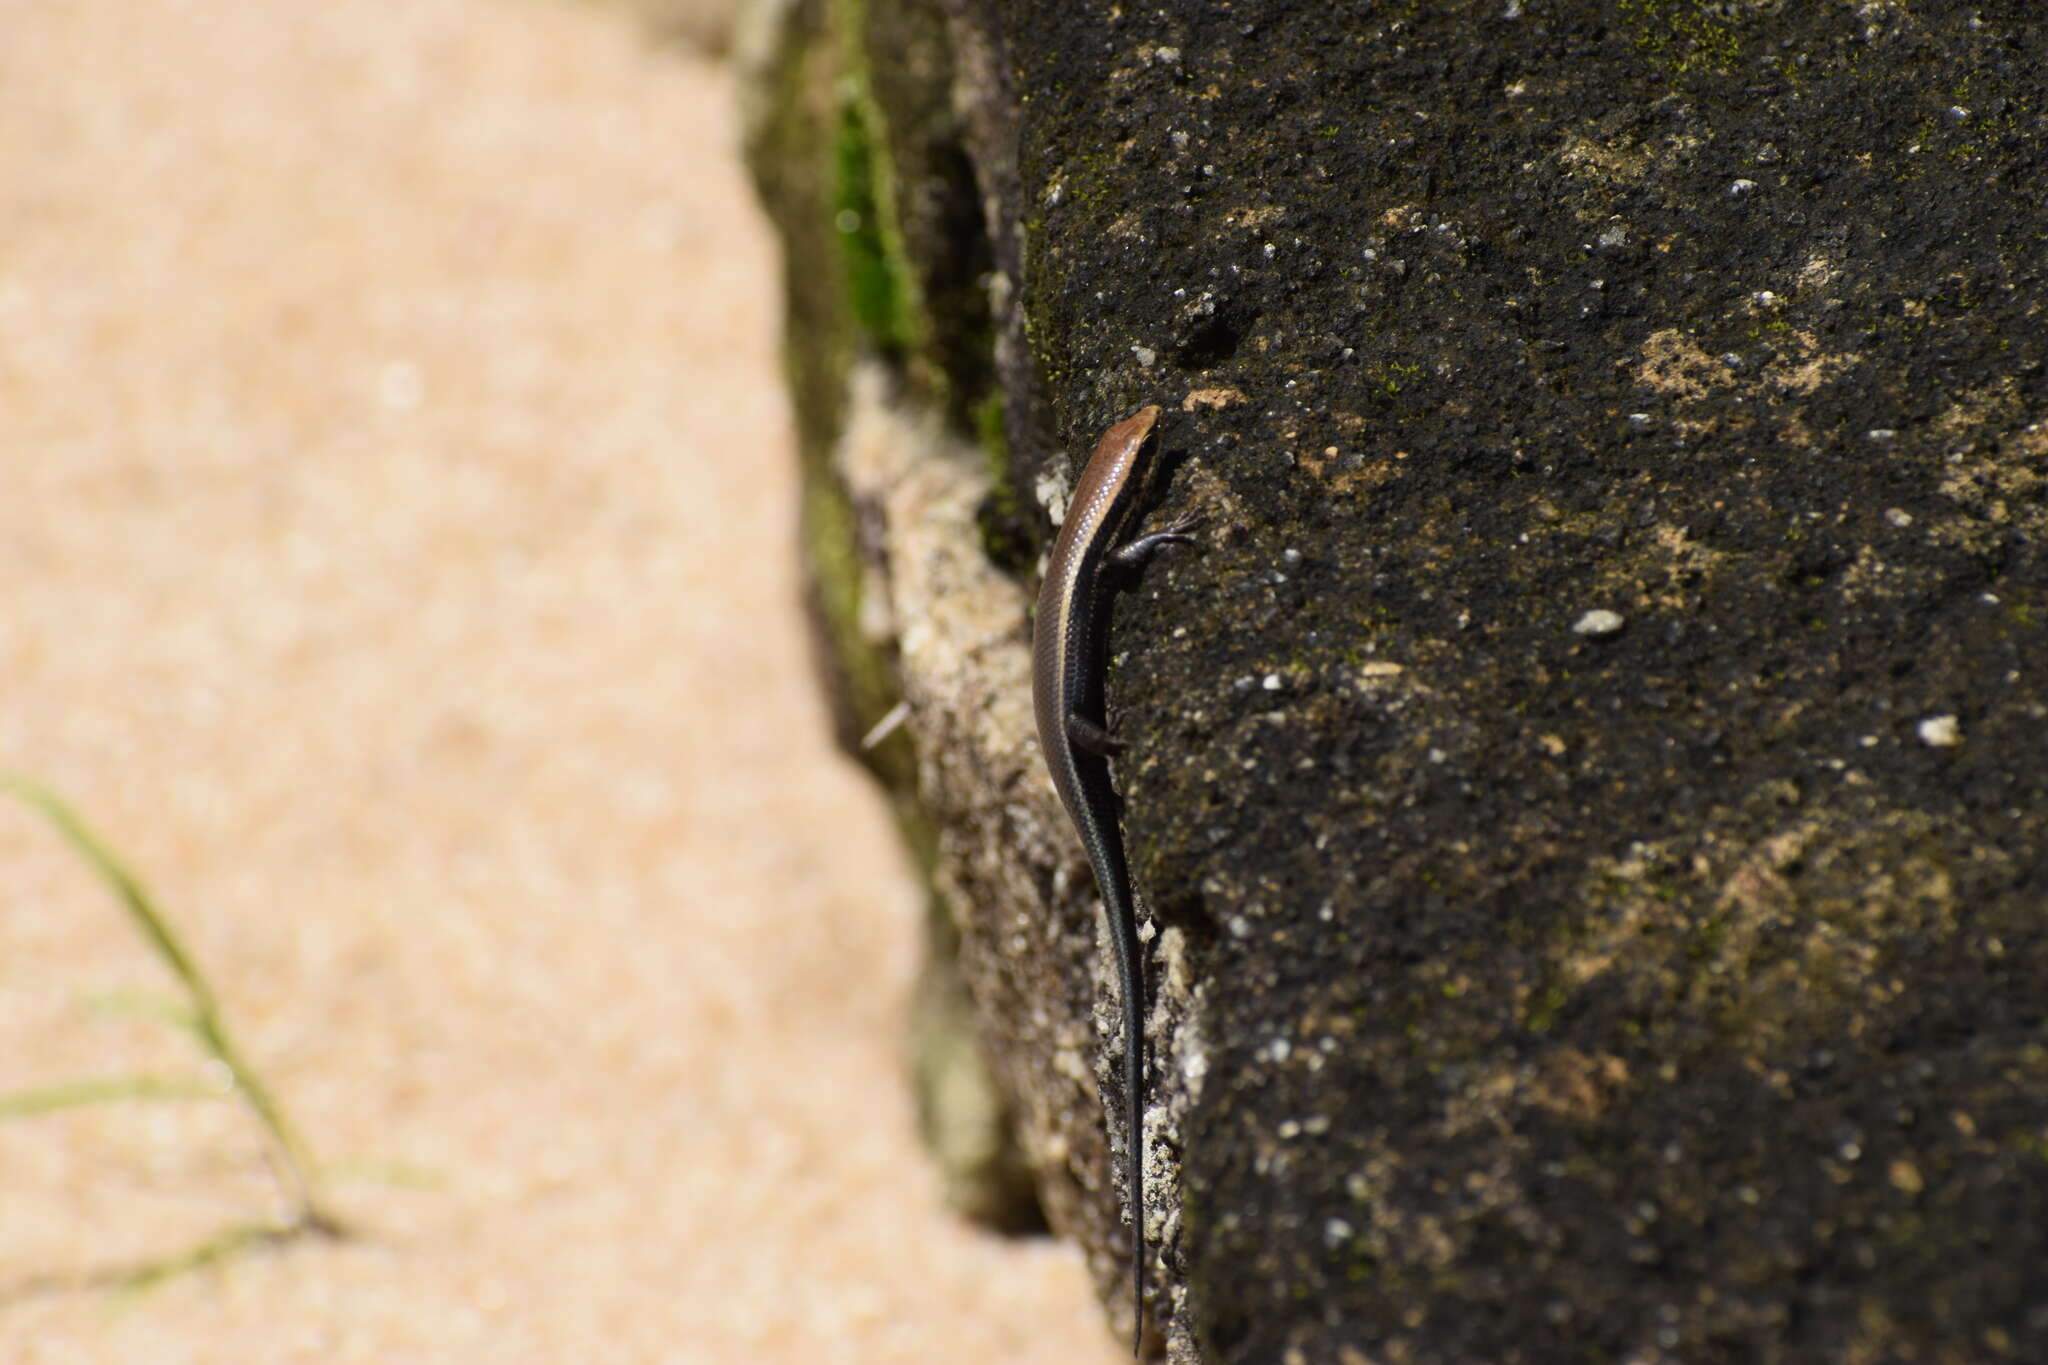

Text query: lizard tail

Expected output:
[1127,956,1147,1356]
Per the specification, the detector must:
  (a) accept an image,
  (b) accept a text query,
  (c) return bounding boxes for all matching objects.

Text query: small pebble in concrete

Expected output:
[1573,608,1625,637]
[1918,714,1961,747]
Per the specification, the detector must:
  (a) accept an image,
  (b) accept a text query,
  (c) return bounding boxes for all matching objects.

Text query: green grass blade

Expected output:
[0,1072,223,1120]
[0,773,341,1235]
[80,988,205,1037]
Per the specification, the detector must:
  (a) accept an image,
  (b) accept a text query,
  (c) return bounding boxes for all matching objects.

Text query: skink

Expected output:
[1032,403,1195,1354]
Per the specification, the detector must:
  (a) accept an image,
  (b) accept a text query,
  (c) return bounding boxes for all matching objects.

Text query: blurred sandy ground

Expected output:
[0,1,1115,1361]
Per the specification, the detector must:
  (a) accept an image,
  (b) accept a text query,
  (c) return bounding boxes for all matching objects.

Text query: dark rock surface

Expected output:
[745,1,2048,1360]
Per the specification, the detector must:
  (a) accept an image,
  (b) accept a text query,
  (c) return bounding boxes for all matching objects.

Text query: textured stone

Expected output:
[746,1,2048,1360]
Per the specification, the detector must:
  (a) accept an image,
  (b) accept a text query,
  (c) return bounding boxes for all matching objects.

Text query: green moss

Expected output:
[1617,0,1741,77]
[831,93,914,357]
[2004,1129,2048,1163]
[972,389,1009,465]
[830,0,1004,428]
[972,390,1038,574]
[801,475,915,777]
[1682,909,1732,965]
[827,0,950,379]
[799,476,866,675]
[1366,359,1423,401]
[1523,981,1569,1033]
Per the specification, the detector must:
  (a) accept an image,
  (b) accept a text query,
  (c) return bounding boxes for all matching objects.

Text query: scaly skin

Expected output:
[1031,404,1195,1356]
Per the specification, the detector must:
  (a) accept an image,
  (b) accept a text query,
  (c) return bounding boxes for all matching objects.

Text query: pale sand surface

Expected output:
[0,2,1116,1361]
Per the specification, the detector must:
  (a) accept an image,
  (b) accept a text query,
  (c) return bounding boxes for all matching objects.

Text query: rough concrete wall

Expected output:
[747,0,2048,1360]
